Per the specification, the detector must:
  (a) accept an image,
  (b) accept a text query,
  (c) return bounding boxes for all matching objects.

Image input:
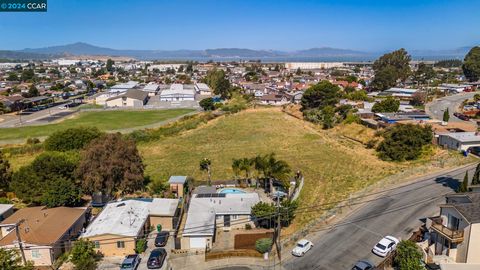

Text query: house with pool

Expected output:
[180,189,260,250]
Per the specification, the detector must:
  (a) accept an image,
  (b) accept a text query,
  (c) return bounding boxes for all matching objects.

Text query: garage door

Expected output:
[189,237,206,249]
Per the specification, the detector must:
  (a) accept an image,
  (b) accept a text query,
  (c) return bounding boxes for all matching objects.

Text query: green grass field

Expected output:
[0,109,194,141]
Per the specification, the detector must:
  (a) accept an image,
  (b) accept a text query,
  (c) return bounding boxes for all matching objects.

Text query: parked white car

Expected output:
[372,236,399,257]
[291,239,313,257]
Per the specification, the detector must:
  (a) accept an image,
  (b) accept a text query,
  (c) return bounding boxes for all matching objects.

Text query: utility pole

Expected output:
[0,219,26,265]
[274,194,282,267]
[15,219,27,265]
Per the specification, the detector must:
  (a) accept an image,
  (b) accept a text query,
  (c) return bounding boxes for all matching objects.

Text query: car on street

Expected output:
[147,248,167,269]
[120,254,140,270]
[154,231,169,247]
[352,260,375,270]
[291,239,313,257]
[372,235,399,257]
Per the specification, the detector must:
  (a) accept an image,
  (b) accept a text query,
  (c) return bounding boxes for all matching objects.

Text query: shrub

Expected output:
[376,124,433,161]
[255,238,273,254]
[26,137,40,145]
[135,238,147,254]
[70,239,97,270]
[199,97,215,111]
[245,223,252,230]
[395,240,423,270]
[44,127,103,151]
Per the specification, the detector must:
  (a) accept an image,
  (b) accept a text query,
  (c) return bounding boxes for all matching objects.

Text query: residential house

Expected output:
[438,132,480,152]
[82,199,179,256]
[105,89,149,108]
[181,192,260,250]
[426,193,480,265]
[108,81,138,94]
[0,206,88,267]
[260,94,290,105]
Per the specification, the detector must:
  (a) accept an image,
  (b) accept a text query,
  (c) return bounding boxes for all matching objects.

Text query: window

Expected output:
[94,241,100,249]
[31,249,40,259]
[117,241,125,248]
[231,215,238,220]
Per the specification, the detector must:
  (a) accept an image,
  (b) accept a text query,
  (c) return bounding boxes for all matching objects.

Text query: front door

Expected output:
[224,215,231,227]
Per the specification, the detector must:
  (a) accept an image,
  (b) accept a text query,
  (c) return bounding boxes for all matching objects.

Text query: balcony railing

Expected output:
[431,219,464,242]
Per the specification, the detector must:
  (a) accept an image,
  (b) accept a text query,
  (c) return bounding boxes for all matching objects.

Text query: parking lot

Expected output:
[97,231,172,270]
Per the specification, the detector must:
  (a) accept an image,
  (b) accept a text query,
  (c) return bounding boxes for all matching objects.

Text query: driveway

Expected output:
[426,92,476,122]
[281,165,476,270]
[138,231,172,270]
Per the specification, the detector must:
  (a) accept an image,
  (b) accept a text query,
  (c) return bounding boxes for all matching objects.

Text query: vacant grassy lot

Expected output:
[0,109,194,141]
[140,109,391,221]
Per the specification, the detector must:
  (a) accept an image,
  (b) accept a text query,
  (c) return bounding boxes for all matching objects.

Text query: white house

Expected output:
[160,84,195,101]
[438,132,480,152]
[181,192,260,249]
[108,81,138,94]
[141,83,160,96]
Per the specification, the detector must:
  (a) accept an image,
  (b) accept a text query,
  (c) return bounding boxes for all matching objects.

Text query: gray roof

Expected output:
[442,193,480,223]
[443,132,480,143]
[183,192,260,237]
[106,89,148,102]
[168,176,187,184]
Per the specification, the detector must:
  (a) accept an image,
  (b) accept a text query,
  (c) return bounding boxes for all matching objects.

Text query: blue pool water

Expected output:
[218,188,246,194]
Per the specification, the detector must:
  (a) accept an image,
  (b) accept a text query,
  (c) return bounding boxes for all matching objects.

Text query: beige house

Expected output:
[427,193,480,265]
[0,206,88,267]
[82,199,179,256]
[105,89,149,108]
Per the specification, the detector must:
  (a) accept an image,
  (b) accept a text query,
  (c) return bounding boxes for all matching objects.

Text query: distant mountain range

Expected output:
[0,42,474,61]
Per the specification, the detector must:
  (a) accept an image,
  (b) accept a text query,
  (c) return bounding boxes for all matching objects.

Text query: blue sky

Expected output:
[0,0,479,51]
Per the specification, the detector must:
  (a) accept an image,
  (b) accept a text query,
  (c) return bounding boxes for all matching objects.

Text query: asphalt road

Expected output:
[0,104,72,128]
[282,165,476,270]
[426,92,476,122]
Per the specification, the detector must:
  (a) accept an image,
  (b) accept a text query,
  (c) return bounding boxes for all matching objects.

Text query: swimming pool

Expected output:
[218,188,246,194]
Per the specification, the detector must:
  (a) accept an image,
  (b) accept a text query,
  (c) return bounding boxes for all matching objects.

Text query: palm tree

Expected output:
[254,153,291,193]
[232,158,241,181]
[199,158,212,186]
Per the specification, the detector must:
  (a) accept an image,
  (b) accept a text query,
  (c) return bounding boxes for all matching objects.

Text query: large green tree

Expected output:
[414,62,436,85]
[371,97,400,113]
[106,59,115,73]
[11,152,80,206]
[204,69,231,98]
[371,48,411,90]
[395,240,423,270]
[301,81,341,111]
[76,133,145,195]
[443,108,450,122]
[44,127,103,152]
[463,46,480,82]
[377,124,433,161]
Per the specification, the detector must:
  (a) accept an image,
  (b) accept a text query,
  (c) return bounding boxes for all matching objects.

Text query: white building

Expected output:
[108,81,138,94]
[194,83,212,95]
[438,132,480,152]
[141,83,160,96]
[285,62,344,70]
[147,64,183,72]
[181,192,260,249]
[159,84,195,101]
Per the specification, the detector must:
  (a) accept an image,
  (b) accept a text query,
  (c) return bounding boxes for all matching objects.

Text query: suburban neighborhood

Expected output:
[1,1,480,270]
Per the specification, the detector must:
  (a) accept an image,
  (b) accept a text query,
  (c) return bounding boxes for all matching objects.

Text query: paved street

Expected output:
[0,103,72,128]
[282,164,476,270]
[426,92,476,122]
